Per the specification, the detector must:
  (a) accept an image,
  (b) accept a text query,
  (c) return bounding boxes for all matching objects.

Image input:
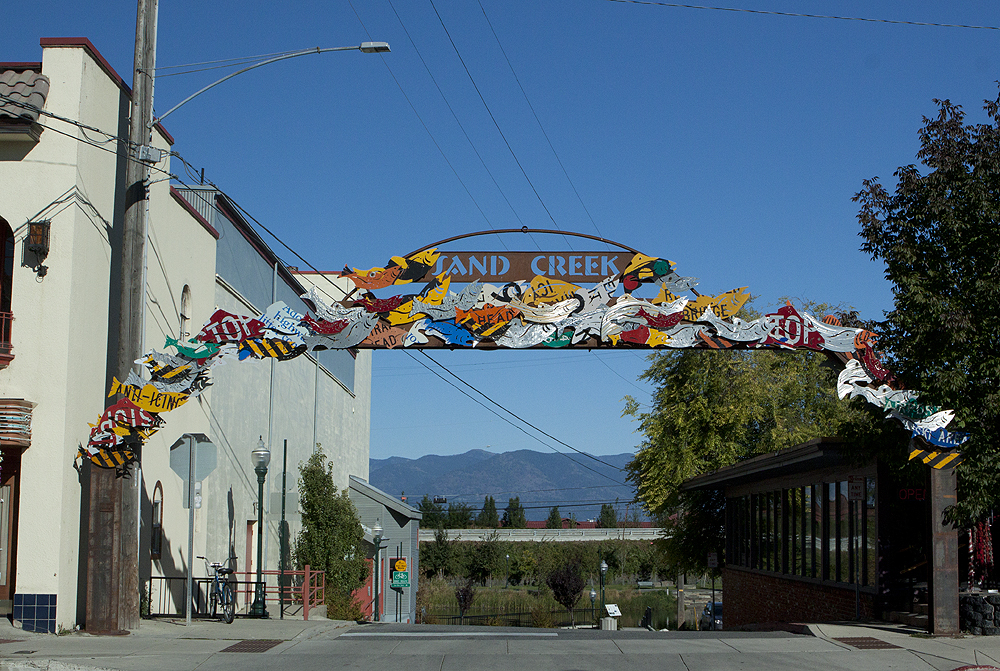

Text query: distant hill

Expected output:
[369,449,639,523]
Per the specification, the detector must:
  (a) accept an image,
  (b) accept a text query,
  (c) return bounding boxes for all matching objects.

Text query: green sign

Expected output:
[391,570,409,587]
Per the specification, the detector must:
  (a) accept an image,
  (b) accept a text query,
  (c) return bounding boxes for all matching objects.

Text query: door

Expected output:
[0,449,21,607]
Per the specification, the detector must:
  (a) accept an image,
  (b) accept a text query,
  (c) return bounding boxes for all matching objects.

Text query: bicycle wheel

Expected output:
[221,582,235,624]
[210,584,219,620]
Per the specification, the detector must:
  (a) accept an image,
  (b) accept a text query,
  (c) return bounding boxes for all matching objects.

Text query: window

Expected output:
[151,481,163,560]
[726,474,876,588]
[180,286,191,340]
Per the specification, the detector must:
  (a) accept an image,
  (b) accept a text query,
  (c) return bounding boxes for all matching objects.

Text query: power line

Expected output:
[420,351,628,472]
[385,0,530,244]
[345,0,504,236]
[404,350,627,485]
[478,0,608,250]
[428,0,570,245]
[402,483,631,499]
[600,0,1000,30]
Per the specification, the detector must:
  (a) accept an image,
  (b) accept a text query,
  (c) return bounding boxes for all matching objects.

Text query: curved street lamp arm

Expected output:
[151,43,389,126]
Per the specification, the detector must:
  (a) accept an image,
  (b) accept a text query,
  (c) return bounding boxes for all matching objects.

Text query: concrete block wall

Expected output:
[960,594,1000,635]
[724,567,874,627]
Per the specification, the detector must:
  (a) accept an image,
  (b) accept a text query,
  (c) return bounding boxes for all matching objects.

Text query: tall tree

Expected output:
[597,503,618,529]
[447,502,474,529]
[546,506,563,529]
[546,560,586,627]
[476,495,500,528]
[855,92,1000,525]
[417,495,444,529]
[421,527,454,579]
[503,496,527,528]
[293,452,369,618]
[624,304,879,574]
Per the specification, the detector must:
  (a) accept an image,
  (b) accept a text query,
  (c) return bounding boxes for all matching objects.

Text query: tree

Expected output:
[597,503,618,529]
[546,561,586,627]
[421,527,453,579]
[446,502,474,529]
[624,304,878,574]
[855,92,1000,526]
[293,452,369,618]
[545,506,563,529]
[468,531,504,585]
[417,495,445,529]
[455,579,476,621]
[503,496,527,528]
[476,495,500,528]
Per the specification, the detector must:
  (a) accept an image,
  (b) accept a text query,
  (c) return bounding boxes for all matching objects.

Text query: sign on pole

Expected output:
[707,552,718,568]
[848,475,865,501]
[391,570,409,588]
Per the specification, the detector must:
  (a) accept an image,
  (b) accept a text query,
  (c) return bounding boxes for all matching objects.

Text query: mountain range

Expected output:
[368,448,639,523]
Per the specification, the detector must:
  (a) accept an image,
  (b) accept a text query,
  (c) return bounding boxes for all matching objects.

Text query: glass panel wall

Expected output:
[727,474,875,588]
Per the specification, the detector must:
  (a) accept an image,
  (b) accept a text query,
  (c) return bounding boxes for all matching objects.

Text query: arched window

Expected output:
[0,217,13,359]
[151,481,163,560]
[179,285,191,340]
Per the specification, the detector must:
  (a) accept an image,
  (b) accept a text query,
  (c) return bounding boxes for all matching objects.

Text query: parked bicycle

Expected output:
[197,555,236,624]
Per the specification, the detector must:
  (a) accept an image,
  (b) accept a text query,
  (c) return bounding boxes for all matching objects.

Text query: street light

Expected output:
[505,554,510,588]
[600,560,608,617]
[590,588,597,625]
[372,521,387,622]
[250,436,270,617]
[153,42,391,125]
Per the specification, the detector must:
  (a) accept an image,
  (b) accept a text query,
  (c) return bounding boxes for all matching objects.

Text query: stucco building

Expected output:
[0,38,372,632]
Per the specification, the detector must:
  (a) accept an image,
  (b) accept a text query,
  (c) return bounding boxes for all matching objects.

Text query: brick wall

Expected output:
[724,567,874,628]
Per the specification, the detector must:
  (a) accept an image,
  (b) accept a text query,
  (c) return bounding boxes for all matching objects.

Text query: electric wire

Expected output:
[428,0,571,248]
[404,350,627,486]
[153,48,306,71]
[386,0,530,244]
[0,92,127,146]
[397,483,630,498]
[420,350,628,472]
[344,0,504,238]
[477,1,607,250]
[600,0,1000,30]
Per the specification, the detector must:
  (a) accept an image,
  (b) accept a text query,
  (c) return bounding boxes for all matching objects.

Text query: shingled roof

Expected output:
[0,70,50,122]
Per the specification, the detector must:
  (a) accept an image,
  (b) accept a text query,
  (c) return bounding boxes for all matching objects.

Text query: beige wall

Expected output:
[0,43,126,631]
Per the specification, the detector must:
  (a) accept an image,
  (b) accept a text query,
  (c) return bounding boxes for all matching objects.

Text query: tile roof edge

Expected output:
[0,63,42,72]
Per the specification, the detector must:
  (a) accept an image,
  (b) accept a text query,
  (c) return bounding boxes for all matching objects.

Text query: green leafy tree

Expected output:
[475,495,500,528]
[421,527,453,578]
[447,502,474,529]
[624,304,877,574]
[855,92,1000,525]
[503,496,527,528]
[597,503,618,529]
[467,531,504,585]
[546,506,563,529]
[293,452,368,618]
[417,495,445,529]
[546,560,586,627]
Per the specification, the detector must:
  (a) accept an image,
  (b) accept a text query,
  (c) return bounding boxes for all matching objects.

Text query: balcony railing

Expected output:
[0,311,11,365]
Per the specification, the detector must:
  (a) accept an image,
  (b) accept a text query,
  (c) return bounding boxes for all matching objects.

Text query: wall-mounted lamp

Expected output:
[26,220,50,258]
[23,220,50,278]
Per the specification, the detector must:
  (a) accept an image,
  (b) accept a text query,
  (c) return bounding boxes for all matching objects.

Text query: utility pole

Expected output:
[86,0,157,632]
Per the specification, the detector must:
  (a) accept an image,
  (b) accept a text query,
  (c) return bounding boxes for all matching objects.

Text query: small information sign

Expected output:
[848,476,865,501]
[707,551,718,568]
[394,558,408,572]
[391,570,409,588]
[605,603,621,617]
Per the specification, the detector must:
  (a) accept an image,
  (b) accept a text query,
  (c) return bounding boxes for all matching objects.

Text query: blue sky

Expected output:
[8,1,999,464]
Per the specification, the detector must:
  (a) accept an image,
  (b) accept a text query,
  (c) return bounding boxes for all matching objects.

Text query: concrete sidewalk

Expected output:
[5,618,1000,671]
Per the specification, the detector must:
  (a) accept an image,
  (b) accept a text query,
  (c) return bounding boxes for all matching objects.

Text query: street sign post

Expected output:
[391,570,409,588]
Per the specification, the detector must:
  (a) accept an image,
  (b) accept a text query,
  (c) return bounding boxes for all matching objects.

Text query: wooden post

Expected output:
[303,564,310,621]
